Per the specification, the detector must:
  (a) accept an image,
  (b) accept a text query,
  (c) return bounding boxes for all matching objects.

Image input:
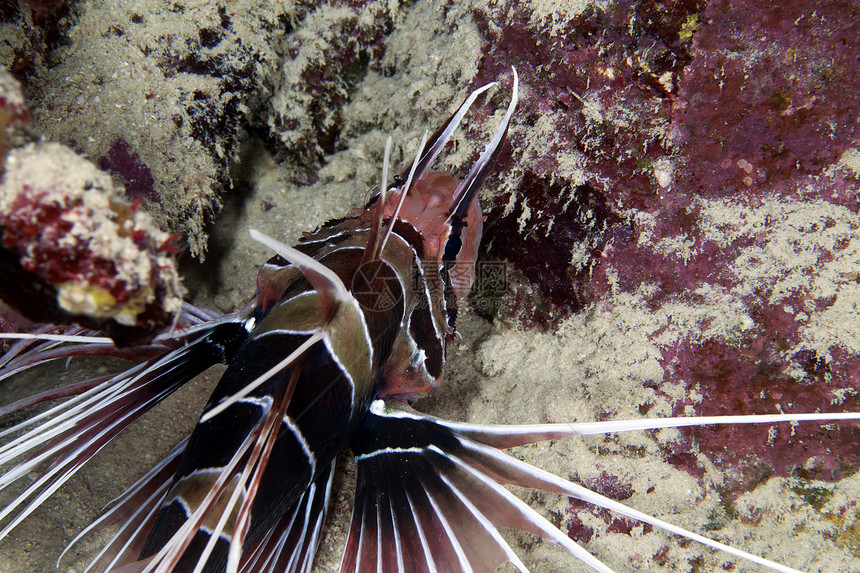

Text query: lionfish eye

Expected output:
[443,217,468,262]
[443,232,462,261]
[364,193,380,208]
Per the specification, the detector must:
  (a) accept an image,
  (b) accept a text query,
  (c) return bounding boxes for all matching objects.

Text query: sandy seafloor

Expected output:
[1,1,859,572]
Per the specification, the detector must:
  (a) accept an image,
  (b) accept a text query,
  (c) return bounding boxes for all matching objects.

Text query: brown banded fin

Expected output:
[249,229,352,324]
[343,399,586,573]
[344,400,859,573]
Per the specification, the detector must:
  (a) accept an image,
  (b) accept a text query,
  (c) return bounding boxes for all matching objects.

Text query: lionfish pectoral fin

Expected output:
[239,460,335,573]
[343,402,857,573]
[415,409,860,573]
[341,399,609,573]
[59,438,186,572]
[0,317,249,547]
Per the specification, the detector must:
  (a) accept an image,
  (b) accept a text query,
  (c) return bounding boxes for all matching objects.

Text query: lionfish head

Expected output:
[366,68,519,302]
[380,168,484,299]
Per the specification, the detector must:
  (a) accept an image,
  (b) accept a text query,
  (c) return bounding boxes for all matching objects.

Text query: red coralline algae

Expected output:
[672,0,858,199]
[0,142,184,345]
[597,175,860,495]
[662,337,859,484]
[565,471,648,543]
[99,138,158,204]
[1,56,179,345]
[472,0,700,327]
[461,0,860,505]
[483,176,631,327]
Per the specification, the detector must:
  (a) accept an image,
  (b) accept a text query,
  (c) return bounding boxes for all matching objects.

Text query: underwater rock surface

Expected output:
[1,0,858,571]
[0,70,183,343]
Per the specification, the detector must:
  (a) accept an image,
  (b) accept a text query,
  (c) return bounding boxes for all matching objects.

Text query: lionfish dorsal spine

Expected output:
[377,130,429,257]
[360,135,393,266]
[449,67,519,222]
[404,81,498,184]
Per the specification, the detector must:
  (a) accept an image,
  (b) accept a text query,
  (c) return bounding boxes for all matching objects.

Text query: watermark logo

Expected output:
[354,260,508,312]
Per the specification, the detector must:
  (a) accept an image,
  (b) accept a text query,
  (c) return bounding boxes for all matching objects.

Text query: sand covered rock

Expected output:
[1,0,858,571]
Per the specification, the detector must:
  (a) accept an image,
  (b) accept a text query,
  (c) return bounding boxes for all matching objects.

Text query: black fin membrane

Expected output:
[343,400,588,573]
[238,460,334,573]
[342,400,836,573]
[62,456,334,573]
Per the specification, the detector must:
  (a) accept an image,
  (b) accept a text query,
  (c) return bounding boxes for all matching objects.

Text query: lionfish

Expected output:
[0,69,857,573]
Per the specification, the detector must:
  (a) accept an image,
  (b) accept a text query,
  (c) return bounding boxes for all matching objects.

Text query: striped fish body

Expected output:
[137,80,502,571]
[139,236,397,563]
[254,213,454,400]
[4,68,860,573]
